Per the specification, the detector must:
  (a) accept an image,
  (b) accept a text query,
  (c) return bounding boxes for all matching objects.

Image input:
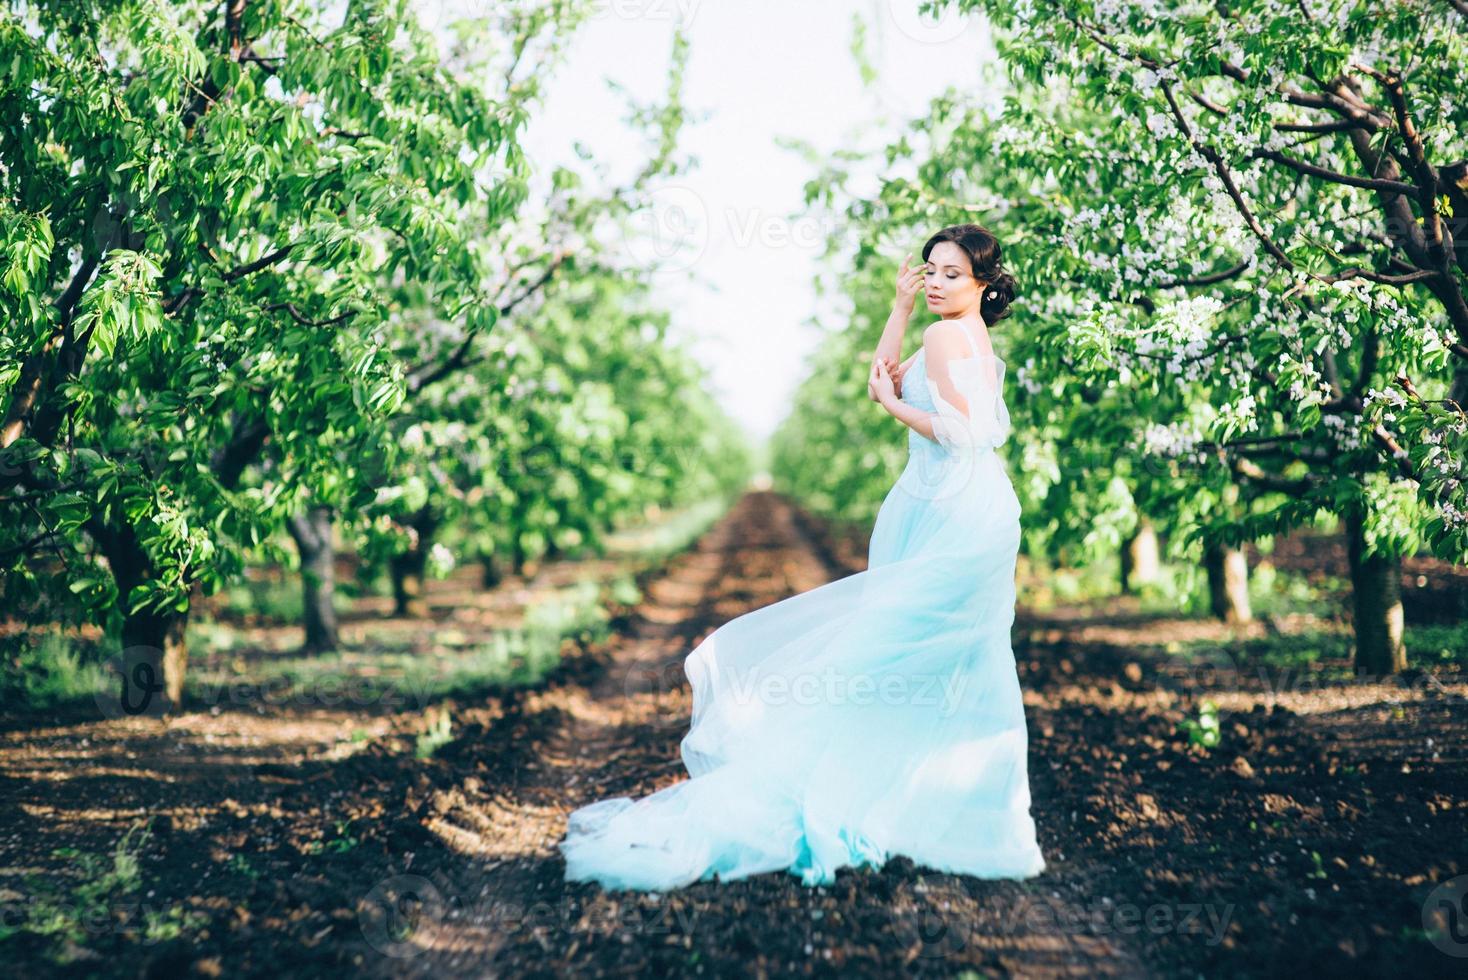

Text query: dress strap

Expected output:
[959,323,980,359]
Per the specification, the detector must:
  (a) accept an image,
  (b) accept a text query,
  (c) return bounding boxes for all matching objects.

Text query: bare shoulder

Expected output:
[921,321,968,354]
[919,321,947,343]
[922,320,994,358]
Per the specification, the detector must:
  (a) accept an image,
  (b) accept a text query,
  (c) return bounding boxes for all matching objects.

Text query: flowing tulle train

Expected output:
[559,340,1046,891]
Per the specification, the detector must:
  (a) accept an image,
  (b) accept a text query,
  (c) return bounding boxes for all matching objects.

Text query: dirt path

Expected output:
[363,492,1146,977]
[3,491,1464,977]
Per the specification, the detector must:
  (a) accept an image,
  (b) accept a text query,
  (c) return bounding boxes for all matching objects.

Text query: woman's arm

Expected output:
[880,390,939,442]
[871,299,912,369]
[870,254,925,369]
[879,323,972,444]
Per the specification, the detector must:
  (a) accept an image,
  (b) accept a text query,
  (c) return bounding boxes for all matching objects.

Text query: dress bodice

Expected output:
[900,347,1011,456]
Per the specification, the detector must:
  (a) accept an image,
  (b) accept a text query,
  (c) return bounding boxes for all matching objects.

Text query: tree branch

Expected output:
[406,251,569,394]
[1152,260,1251,289]
[211,419,270,490]
[1353,63,1453,265]
[1315,266,1440,286]
[1274,117,1369,135]
[1153,79,1295,268]
[265,301,354,327]
[222,244,296,282]
[1228,455,1316,495]
[1248,148,1418,195]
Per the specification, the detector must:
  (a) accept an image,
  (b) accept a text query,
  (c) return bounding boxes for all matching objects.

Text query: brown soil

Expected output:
[1,491,1465,978]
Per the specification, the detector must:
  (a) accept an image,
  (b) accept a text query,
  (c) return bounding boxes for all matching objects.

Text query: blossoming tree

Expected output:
[784,0,1466,674]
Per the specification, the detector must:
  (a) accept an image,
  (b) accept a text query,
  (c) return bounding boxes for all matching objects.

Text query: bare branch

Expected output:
[222,244,296,282]
[1315,266,1440,286]
[1189,91,1227,117]
[1274,117,1369,134]
[1152,260,1251,289]
[406,251,570,394]
[265,301,354,327]
[1229,455,1317,495]
[0,529,63,562]
[1248,148,1418,195]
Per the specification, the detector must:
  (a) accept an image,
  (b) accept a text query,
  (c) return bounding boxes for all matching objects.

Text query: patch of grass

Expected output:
[1130,558,1349,620]
[304,819,362,854]
[1160,629,1354,690]
[1406,622,1468,667]
[605,495,733,567]
[0,820,204,956]
[1242,630,1353,670]
[226,853,261,880]
[1246,562,1348,618]
[143,903,208,944]
[1016,556,1121,610]
[414,707,453,760]
[0,630,109,711]
[215,576,305,624]
[606,572,642,607]
[1133,561,1210,616]
[1017,547,1353,622]
[183,497,723,713]
[186,575,616,712]
[208,570,359,627]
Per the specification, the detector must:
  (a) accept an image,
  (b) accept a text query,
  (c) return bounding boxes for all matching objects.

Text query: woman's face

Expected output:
[923,241,983,317]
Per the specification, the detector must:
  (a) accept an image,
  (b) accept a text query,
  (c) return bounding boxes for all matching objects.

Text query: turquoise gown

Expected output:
[559,321,1046,890]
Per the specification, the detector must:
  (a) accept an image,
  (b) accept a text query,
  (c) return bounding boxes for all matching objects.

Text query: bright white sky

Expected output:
[512,1,994,444]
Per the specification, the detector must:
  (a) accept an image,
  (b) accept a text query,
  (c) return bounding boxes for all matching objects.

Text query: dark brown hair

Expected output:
[920,223,1015,324]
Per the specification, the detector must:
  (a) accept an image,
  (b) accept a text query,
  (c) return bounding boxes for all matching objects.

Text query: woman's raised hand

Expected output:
[894,253,925,309]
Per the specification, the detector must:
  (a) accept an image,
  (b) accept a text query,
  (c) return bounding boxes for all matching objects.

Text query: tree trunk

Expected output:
[1204,541,1252,623]
[85,516,191,714]
[481,554,504,589]
[119,607,190,716]
[390,505,436,617]
[1450,363,1468,410]
[1345,509,1407,676]
[1120,518,1160,593]
[287,504,339,653]
[510,531,529,578]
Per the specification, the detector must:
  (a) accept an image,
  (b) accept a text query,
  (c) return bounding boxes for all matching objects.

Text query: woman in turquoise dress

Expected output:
[558,224,1046,890]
